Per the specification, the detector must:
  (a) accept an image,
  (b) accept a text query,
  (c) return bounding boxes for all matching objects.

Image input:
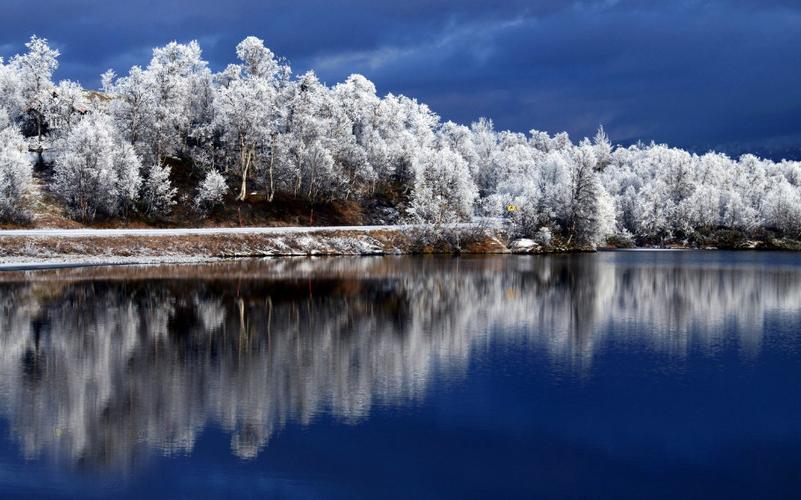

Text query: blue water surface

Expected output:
[0,252,798,499]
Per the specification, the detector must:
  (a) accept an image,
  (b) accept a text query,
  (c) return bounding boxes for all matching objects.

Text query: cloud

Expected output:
[1,0,799,156]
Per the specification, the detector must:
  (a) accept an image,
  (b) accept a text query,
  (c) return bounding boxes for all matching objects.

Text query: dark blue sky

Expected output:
[2,0,800,156]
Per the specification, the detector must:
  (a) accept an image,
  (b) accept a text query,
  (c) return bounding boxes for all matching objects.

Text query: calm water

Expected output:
[0,252,799,499]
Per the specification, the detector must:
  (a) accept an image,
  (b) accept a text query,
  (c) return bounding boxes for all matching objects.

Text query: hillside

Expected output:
[6,160,398,230]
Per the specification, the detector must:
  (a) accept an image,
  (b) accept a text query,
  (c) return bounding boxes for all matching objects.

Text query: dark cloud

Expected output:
[1,0,799,156]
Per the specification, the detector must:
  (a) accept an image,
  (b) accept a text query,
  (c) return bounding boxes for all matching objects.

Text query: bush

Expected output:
[534,226,552,246]
[195,169,229,212]
[141,163,177,217]
[506,204,551,240]
[709,229,747,249]
[605,230,636,249]
[405,225,485,254]
[0,127,33,222]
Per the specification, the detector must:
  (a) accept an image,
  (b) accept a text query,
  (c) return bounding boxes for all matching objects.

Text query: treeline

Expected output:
[1,35,800,245]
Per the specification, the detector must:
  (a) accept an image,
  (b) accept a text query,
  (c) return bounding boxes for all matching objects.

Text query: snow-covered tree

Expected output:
[1,33,799,245]
[45,80,88,137]
[563,143,604,245]
[469,118,498,196]
[686,184,721,231]
[0,125,33,221]
[593,125,612,171]
[195,169,229,211]
[141,163,177,217]
[53,115,142,221]
[102,66,153,149]
[235,36,288,81]
[408,147,477,224]
[131,40,212,164]
[276,71,354,202]
[333,74,382,185]
[763,179,801,237]
[594,188,617,244]
[721,189,760,231]
[0,57,24,122]
[214,36,290,201]
[10,36,59,140]
[113,142,144,217]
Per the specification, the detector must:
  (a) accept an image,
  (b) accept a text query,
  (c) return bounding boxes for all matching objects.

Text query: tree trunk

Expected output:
[268,135,276,202]
[238,163,250,201]
[238,148,253,201]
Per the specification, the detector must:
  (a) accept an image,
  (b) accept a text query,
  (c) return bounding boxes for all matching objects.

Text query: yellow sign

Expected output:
[506,204,518,213]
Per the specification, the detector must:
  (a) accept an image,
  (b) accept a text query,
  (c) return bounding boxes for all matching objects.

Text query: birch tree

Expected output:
[53,115,143,221]
[0,125,33,221]
[10,36,59,141]
[214,36,289,201]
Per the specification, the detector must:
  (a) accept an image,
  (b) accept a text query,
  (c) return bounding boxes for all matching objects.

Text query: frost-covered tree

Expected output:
[408,147,477,224]
[277,71,353,202]
[235,36,287,80]
[10,36,59,140]
[487,145,558,236]
[721,189,760,231]
[141,163,177,217]
[53,115,142,221]
[3,33,801,243]
[593,126,612,171]
[469,118,498,197]
[109,40,213,164]
[45,80,88,137]
[0,125,33,221]
[588,187,616,245]
[195,169,229,211]
[332,74,442,198]
[102,66,153,149]
[763,179,801,237]
[686,184,721,231]
[214,36,290,201]
[487,133,616,245]
[563,143,604,245]
[113,142,144,217]
[333,74,384,188]
[0,57,24,122]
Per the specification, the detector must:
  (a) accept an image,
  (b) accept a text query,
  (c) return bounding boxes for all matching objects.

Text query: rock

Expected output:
[509,238,540,254]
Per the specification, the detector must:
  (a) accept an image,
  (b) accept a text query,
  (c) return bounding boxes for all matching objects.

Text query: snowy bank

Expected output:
[0,225,515,268]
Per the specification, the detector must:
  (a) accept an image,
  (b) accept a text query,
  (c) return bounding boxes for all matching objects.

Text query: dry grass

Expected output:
[0,227,511,264]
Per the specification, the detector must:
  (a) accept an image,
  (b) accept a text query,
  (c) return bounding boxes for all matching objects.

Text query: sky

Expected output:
[1,0,800,158]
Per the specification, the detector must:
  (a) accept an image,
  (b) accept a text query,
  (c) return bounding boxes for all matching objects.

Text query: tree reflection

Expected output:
[0,253,798,470]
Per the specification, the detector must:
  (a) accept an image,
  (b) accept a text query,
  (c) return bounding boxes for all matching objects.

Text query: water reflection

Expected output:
[0,253,798,470]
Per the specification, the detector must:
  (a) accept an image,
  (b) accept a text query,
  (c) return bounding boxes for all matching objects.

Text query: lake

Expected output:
[0,252,799,499]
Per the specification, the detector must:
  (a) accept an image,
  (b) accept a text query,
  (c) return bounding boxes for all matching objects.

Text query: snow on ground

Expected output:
[0,221,505,270]
[0,222,496,238]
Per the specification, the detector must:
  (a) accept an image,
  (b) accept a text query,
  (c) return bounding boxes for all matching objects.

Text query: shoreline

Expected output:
[1,226,799,271]
[0,256,225,272]
[0,226,508,270]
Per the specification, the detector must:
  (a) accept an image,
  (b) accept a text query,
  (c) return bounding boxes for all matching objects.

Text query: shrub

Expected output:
[195,169,229,212]
[141,163,177,217]
[0,127,33,221]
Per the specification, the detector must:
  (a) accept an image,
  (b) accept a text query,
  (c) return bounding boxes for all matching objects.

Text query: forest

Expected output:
[1,35,800,247]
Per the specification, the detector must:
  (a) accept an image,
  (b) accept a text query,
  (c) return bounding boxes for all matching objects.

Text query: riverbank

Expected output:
[0,225,517,268]
[2,225,799,270]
